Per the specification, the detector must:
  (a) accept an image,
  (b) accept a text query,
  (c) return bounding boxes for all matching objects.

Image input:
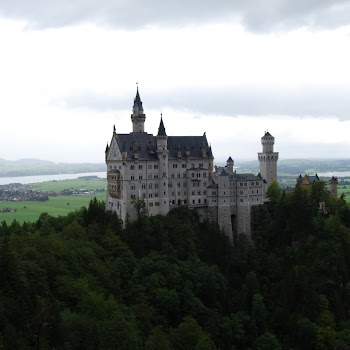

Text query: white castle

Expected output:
[105,89,278,241]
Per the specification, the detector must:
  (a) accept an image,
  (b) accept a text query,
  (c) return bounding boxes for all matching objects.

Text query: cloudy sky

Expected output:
[0,0,350,164]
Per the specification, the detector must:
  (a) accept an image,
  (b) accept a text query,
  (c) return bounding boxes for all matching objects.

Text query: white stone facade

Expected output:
[105,90,278,241]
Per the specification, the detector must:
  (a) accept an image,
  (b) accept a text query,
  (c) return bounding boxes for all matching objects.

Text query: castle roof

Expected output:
[133,88,144,113]
[114,133,212,160]
[262,131,273,138]
[227,156,234,162]
[157,116,167,136]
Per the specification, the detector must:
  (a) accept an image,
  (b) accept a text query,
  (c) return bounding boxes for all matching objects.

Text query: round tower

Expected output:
[226,156,234,174]
[258,131,279,187]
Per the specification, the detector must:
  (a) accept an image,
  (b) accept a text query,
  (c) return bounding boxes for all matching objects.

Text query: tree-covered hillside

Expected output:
[0,184,350,349]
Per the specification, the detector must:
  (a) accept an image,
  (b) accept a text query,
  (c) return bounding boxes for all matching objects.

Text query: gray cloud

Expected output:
[1,0,350,31]
[61,85,350,120]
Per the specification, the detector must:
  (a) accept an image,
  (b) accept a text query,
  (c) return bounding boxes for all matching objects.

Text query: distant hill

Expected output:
[0,158,105,177]
[235,158,350,176]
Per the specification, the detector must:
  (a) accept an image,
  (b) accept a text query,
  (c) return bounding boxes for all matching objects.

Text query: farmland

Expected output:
[0,178,106,224]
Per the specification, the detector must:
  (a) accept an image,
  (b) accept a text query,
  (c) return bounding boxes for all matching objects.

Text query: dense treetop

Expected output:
[1,181,350,349]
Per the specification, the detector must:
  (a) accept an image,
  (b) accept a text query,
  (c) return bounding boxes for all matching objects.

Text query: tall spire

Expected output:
[157,113,167,136]
[133,87,144,114]
[131,87,146,132]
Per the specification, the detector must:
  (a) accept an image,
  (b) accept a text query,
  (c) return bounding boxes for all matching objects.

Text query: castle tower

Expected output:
[258,131,279,187]
[329,176,338,197]
[156,115,170,215]
[131,87,146,132]
[226,156,234,174]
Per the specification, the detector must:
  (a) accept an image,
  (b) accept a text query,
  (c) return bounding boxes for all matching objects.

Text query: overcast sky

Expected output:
[0,0,350,164]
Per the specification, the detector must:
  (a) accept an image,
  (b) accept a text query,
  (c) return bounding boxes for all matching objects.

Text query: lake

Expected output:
[0,172,106,185]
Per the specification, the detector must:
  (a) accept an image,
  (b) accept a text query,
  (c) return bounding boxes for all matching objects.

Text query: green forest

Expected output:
[1,181,350,349]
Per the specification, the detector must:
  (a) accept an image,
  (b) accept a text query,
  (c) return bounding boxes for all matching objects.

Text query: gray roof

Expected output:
[262,131,273,138]
[230,173,261,181]
[157,116,167,136]
[133,88,144,112]
[167,135,212,159]
[114,133,213,160]
[116,133,158,160]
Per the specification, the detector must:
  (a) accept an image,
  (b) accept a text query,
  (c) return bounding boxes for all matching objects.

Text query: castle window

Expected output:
[149,194,153,198]
[256,182,259,185]
[251,182,254,186]
[172,200,175,204]
[224,192,225,195]
[171,174,175,178]
[198,191,201,195]
[149,184,152,189]
[204,199,207,203]
[184,199,187,204]
[131,184,135,190]
[142,184,146,189]
[198,199,201,204]
[182,164,186,168]
[177,173,181,178]
[142,193,146,198]
[244,183,247,186]
[192,190,195,195]
[155,202,159,206]
[155,184,158,189]
[163,172,166,177]
[199,163,203,168]
[131,175,135,180]
[197,173,200,178]
[154,165,158,169]
[240,190,243,194]
[154,175,158,179]
[178,183,181,187]
[148,174,152,179]
[240,199,243,202]
[131,194,136,199]
[257,198,259,201]
[240,182,243,186]
[148,165,152,169]
[203,172,207,177]
[149,203,153,207]
[173,164,177,168]
[203,190,206,195]
[155,193,158,197]
[212,191,216,195]
[192,173,194,178]
[172,192,175,196]
[139,165,143,170]
[257,190,259,193]
[192,200,195,204]
[130,165,135,170]
[184,182,187,187]
[203,182,206,187]
[169,182,172,188]
[139,175,143,180]
[178,191,180,196]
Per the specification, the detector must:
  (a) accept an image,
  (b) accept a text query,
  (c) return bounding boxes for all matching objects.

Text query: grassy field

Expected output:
[0,178,106,224]
[30,178,106,192]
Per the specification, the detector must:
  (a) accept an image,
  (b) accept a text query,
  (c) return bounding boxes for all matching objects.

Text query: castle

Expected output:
[105,89,278,242]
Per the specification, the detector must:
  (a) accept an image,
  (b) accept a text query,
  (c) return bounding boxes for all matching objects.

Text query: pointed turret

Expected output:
[133,87,144,114]
[157,115,167,136]
[131,87,146,132]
